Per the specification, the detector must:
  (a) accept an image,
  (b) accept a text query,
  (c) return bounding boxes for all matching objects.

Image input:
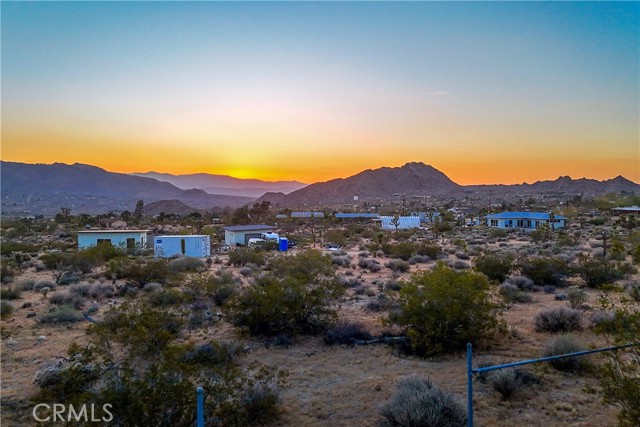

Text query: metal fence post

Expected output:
[196,387,204,427]
[467,343,473,427]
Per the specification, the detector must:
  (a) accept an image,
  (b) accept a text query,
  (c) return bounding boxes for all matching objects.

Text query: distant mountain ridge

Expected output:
[1,161,637,215]
[131,171,307,197]
[1,162,251,216]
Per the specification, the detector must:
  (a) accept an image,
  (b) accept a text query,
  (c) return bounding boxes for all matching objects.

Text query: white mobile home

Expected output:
[380,216,421,230]
[77,230,148,250]
[154,235,211,258]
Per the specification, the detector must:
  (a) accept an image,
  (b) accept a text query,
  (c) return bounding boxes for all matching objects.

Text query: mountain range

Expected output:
[131,171,306,197]
[1,161,638,216]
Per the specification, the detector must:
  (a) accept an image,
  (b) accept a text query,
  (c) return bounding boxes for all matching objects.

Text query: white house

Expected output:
[154,235,211,258]
[224,224,275,246]
[380,216,421,230]
[486,212,566,230]
[77,230,148,250]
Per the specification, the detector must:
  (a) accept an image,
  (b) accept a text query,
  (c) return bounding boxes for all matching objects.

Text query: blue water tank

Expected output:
[278,237,288,252]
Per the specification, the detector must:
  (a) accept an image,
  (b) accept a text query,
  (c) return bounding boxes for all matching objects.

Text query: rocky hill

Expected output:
[1,162,252,216]
[279,162,463,206]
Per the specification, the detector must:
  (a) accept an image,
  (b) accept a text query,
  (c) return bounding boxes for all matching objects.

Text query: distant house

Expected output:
[154,235,211,258]
[612,205,640,216]
[380,216,421,230]
[334,213,380,219]
[291,211,324,218]
[224,224,275,246]
[77,230,148,250]
[486,212,566,230]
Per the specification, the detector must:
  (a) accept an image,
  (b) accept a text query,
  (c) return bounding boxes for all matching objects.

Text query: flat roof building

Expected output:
[224,224,275,246]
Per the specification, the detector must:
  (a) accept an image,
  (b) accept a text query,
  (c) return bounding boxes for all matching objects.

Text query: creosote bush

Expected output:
[379,375,466,427]
[390,263,502,355]
[39,305,84,323]
[226,250,343,336]
[534,307,582,333]
[474,252,514,282]
[518,257,567,287]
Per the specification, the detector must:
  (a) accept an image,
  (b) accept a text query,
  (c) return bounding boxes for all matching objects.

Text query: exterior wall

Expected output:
[380,216,421,230]
[78,232,147,250]
[154,235,211,258]
[225,230,266,246]
[486,218,566,230]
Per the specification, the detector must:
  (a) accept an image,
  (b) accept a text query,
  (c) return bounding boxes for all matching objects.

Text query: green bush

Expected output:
[1,301,14,319]
[0,286,22,300]
[597,307,640,426]
[567,286,587,309]
[226,250,343,336]
[575,256,623,288]
[390,263,502,355]
[39,305,84,324]
[498,283,532,303]
[381,242,415,261]
[168,257,206,273]
[379,376,466,427]
[385,259,411,272]
[518,257,568,287]
[534,307,582,333]
[229,248,266,267]
[475,253,514,282]
[33,302,286,427]
[113,258,172,287]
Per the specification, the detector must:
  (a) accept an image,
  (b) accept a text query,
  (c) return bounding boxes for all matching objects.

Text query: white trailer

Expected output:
[154,235,211,258]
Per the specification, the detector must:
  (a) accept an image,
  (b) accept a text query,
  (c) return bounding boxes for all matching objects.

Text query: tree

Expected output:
[391,215,401,231]
[231,206,251,225]
[134,200,144,219]
[390,263,502,355]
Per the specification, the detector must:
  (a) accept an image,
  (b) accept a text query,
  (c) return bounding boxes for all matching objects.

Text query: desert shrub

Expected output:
[591,310,617,331]
[474,253,514,282]
[504,275,535,292]
[489,368,519,399]
[168,257,206,273]
[1,301,14,319]
[69,282,92,297]
[498,283,532,303]
[625,283,640,302]
[331,255,351,267]
[323,321,372,345]
[0,286,22,300]
[229,248,266,267]
[575,256,623,288]
[409,255,431,264]
[143,282,162,293]
[518,257,568,287]
[385,259,410,272]
[390,263,502,355]
[385,280,402,292]
[543,334,585,372]
[567,286,587,309]
[226,250,343,336]
[34,280,55,291]
[58,272,82,285]
[369,262,383,272]
[358,258,380,271]
[597,305,640,427]
[48,291,85,309]
[534,307,582,333]
[88,282,115,299]
[113,258,172,287]
[379,375,466,427]
[415,243,443,259]
[448,259,470,270]
[381,242,416,261]
[33,301,286,427]
[239,267,253,276]
[147,289,188,307]
[15,278,36,291]
[39,305,84,323]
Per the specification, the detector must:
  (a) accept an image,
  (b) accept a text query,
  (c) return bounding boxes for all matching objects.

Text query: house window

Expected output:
[126,238,136,249]
[505,220,513,228]
[96,239,112,246]
[517,220,524,227]
[526,220,532,228]
[490,219,498,227]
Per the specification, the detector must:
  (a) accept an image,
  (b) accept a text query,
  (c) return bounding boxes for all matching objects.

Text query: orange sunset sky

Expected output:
[2,2,639,185]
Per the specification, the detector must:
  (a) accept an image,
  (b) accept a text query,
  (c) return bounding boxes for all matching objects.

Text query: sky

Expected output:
[2,1,639,185]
